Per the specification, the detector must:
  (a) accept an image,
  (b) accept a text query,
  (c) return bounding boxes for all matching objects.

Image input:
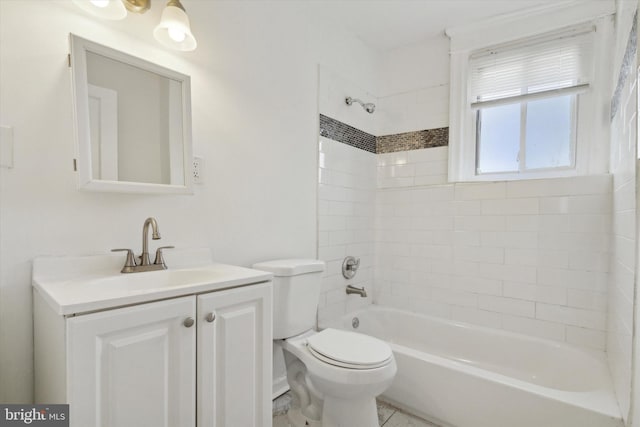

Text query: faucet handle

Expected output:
[153,246,175,267]
[111,249,137,272]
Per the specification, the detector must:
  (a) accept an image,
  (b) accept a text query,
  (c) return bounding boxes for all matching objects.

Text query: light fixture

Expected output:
[72,0,128,20]
[153,0,197,52]
[72,0,197,52]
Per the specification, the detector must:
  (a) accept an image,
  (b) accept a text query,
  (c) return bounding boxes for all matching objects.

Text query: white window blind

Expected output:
[469,25,595,108]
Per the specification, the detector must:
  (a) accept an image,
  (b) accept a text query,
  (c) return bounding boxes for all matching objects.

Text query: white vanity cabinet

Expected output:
[34,273,272,427]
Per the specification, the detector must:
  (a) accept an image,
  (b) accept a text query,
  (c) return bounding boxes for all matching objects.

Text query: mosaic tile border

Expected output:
[376,128,449,154]
[611,10,637,121]
[319,114,376,153]
[319,115,448,154]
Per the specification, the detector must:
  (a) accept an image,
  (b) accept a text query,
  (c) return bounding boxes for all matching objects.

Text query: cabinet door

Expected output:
[197,282,272,427]
[67,296,196,427]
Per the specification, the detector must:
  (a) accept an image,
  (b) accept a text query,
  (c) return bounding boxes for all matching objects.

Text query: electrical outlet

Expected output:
[192,156,204,184]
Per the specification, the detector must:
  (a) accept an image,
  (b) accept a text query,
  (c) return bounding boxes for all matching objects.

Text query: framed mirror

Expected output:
[70,34,193,194]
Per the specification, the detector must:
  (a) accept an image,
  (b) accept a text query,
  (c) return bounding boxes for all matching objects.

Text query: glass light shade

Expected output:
[153,5,197,52]
[72,0,127,20]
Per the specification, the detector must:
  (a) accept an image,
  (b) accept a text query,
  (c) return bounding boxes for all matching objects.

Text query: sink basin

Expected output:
[32,248,273,315]
[87,267,225,293]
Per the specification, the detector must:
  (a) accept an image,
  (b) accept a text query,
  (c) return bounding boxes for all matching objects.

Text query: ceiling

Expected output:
[296,0,594,51]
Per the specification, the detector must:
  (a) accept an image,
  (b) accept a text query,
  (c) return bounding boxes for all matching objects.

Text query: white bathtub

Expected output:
[323,306,622,427]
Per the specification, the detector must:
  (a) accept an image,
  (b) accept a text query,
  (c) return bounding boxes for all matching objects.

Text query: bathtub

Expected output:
[323,306,622,427]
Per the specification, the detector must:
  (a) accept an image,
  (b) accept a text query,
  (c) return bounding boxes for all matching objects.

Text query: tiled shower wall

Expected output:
[317,137,376,324]
[374,175,612,349]
[607,6,637,422]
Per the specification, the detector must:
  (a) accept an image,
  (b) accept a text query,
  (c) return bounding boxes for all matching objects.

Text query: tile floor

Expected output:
[272,392,442,427]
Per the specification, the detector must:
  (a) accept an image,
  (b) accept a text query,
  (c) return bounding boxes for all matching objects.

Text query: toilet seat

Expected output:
[306,328,393,370]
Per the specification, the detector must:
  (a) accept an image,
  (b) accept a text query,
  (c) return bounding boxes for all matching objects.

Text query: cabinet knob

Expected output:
[205,312,216,323]
[183,317,195,328]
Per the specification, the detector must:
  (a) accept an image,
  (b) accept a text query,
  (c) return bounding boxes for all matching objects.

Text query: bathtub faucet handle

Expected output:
[342,256,360,279]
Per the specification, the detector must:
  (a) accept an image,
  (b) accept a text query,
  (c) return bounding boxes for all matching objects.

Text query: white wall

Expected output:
[607,1,638,423]
[377,36,449,136]
[0,0,379,402]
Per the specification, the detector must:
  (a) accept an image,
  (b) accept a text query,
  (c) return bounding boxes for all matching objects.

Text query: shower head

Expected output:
[345,96,375,114]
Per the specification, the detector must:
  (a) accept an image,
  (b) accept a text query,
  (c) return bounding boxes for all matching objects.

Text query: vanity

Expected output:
[33,248,273,427]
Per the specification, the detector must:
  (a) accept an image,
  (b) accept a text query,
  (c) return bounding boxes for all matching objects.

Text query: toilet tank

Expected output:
[252,259,325,339]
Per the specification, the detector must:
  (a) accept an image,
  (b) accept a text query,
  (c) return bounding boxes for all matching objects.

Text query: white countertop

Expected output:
[33,248,273,316]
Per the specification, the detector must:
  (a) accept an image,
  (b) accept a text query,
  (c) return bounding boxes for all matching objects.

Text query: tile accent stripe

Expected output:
[376,128,449,154]
[319,114,376,153]
[611,10,637,121]
[319,114,448,154]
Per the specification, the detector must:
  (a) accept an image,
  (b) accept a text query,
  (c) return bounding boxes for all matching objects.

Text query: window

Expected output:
[447,15,611,183]
[470,27,592,177]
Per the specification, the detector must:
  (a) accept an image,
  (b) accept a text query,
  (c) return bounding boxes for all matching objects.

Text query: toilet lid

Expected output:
[306,328,392,369]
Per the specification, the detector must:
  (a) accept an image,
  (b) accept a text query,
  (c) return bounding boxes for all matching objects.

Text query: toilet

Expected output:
[253,259,397,427]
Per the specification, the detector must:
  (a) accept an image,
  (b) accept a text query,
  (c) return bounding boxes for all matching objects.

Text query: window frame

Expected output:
[447,8,614,183]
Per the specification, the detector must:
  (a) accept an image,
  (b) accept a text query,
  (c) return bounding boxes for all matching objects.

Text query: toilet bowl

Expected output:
[252,259,397,427]
[282,329,397,427]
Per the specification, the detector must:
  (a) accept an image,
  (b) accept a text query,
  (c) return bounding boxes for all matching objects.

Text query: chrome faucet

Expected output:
[112,217,174,273]
[346,284,367,298]
[141,217,161,266]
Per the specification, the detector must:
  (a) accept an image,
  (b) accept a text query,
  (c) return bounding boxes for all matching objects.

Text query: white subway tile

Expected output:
[478,263,537,283]
[478,295,535,317]
[318,231,329,247]
[537,250,570,268]
[613,210,636,239]
[455,182,506,200]
[318,215,347,231]
[567,175,611,195]
[377,151,408,167]
[454,215,505,231]
[432,288,478,308]
[539,197,569,214]
[414,175,448,186]
[410,244,453,260]
[568,251,609,273]
[504,248,538,266]
[453,231,481,246]
[506,178,571,198]
[413,216,455,231]
[478,264,536,283]
[503,281,567,305]
[414,161,448,177]
[453,201,483,215]
[568,214,610,233]
[568,194,612,214]
[412,186,455,202]
[379,177,414,188]
[506,215,539,231]
[318,245,347,261]
[451,275,502,296]
[455,245,504,264]
[536,303,606,330]
[407,146,448,162]
[538,215,569,231]
[481,198,539,215]
[567,289,607,311]
[481,231,538,249]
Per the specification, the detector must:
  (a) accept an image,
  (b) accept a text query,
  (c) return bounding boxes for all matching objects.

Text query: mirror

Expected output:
[70,34,193,194]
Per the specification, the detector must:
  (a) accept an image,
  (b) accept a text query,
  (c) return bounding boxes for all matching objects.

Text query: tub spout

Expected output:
[346,284,367,297]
